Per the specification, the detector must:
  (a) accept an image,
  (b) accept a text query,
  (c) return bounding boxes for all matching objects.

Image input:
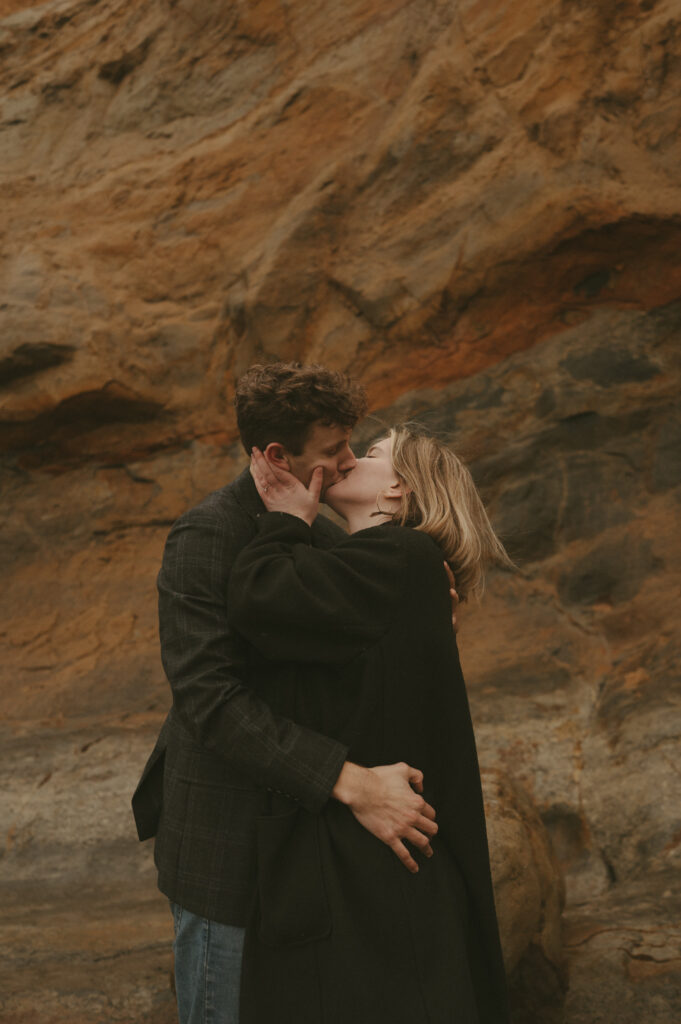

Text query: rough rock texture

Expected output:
[563,870,681,1024]
[0,742,564,1021]
[483,769,567,1022]
[0,724,176,1023]
[375,306,681,1021]
[2,0,681,463]
[1,881,176,1024]
[2,0,681,1021]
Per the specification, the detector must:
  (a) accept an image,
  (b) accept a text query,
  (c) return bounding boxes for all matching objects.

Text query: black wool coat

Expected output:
[228,512,510,1024]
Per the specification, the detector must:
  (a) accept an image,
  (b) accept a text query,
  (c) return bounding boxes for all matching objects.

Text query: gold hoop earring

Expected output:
[369,493,394,520]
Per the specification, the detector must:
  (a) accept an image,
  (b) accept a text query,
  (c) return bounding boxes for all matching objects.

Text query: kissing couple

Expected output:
[133,361,513,1023]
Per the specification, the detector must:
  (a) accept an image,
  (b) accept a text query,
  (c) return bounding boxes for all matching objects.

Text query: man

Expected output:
[132,362,441,1024]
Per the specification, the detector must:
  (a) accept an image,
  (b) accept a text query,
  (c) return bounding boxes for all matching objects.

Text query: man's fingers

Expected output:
[390,839,419,874]
[390,829,436,871]
[413,812,438,836]
[403,827,433,856]
[418,800,437,822]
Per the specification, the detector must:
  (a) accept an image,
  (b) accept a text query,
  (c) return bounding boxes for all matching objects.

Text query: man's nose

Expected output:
[338,446,357,472]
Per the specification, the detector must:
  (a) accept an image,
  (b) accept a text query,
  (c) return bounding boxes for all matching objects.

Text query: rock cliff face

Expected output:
[1,0,680,1020]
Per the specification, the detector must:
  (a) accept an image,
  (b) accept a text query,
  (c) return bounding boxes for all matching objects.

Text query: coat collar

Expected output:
[231,466,266,520]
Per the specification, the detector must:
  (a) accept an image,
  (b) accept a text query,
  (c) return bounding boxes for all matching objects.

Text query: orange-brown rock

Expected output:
[2,0,681,464]
[2,0,681,1020]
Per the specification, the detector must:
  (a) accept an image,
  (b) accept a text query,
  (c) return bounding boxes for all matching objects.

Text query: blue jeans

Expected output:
[170,902,246,1024]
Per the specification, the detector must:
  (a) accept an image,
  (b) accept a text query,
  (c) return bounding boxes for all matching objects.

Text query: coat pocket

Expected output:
[255,805,331,947]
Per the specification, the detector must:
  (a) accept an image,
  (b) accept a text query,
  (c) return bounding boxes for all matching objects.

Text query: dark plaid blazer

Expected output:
[131,468,349,926]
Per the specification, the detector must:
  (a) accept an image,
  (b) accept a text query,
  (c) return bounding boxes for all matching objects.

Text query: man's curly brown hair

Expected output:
[235,362,368,454]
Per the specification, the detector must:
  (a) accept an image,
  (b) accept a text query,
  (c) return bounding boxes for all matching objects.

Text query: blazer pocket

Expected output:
[255,806,331,948]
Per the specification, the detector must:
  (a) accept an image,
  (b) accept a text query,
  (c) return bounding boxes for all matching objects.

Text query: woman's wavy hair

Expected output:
[387,423,514,601]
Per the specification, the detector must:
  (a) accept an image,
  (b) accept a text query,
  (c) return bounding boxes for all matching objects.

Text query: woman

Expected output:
[228,424,514,1024]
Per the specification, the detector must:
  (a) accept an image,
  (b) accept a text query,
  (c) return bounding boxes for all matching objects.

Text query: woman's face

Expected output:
[324,436,402,516]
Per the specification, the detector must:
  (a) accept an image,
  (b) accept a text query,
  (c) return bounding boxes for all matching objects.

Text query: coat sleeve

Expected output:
[228,512,409,664]
[157,507,349,813]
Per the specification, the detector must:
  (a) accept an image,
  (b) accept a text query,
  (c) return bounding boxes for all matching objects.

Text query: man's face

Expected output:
[275,423,357,496]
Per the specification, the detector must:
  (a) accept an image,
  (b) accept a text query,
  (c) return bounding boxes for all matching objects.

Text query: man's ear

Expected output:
[263,442,291,471]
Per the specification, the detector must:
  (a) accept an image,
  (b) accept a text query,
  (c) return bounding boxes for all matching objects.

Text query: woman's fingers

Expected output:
[443,561,460,631]
[251,448,280,487]
[250,460,268,502]
[252,447,301,487]
[308,466,323,503]
[250,449,296,509]
[250,450,275,494]
[250,448,321,526]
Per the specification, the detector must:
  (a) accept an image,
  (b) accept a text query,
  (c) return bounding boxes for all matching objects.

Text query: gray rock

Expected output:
[563,871,681,1024]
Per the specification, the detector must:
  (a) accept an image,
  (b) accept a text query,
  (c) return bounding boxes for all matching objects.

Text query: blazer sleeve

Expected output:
[228,512,409,664]
[157,507,349,813]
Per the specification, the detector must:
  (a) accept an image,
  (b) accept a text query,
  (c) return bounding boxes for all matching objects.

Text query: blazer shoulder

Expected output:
[183,482,237,519]
[169,479,250,534]
[160,484,256,580]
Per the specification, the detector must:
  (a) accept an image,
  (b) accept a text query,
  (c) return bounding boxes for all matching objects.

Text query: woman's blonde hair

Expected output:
[387,423,514,600]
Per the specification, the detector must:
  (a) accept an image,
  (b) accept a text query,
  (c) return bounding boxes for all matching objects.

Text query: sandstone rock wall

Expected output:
[2,0,680,1020]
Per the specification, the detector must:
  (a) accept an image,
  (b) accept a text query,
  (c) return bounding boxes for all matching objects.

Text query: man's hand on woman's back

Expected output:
[331,761,438,873]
